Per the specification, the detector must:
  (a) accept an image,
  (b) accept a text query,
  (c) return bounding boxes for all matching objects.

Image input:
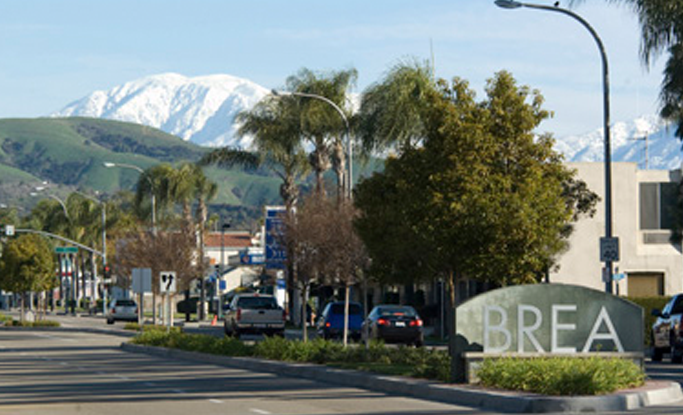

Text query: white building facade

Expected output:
[551,162,682,296]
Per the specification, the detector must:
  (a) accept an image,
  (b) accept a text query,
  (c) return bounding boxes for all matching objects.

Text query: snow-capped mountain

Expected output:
[51,73,683,169]
[555,114,683,170]
[51,73,269,147]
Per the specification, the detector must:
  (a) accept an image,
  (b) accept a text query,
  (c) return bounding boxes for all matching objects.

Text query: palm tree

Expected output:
[356,59,437,155]
[201,95,309,213]
[571,1,683,135]
[284,68,357,197]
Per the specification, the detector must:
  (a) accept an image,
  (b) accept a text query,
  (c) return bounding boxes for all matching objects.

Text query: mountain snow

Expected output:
[555,114,683,170]
[51,73,269,147]
[51,73,683,169]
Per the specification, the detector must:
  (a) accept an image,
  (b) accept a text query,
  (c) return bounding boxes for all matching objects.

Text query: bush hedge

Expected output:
[477,357,645,395]
[131,330,450,382]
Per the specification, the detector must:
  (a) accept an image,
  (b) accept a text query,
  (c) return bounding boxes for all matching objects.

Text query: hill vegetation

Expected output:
[0,117,281,228]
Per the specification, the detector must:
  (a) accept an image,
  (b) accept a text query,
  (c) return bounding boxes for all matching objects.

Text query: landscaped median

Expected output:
[124,328,682,413]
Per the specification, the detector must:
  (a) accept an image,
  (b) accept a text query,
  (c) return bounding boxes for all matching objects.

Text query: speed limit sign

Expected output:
[159,271,177,294]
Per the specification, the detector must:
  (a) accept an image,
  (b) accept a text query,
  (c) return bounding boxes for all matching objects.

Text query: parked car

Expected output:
[106,298,138,325]
[223,293,285,338]
[362,305,424,347]
[317,301,363,341]
[652,294,683,362]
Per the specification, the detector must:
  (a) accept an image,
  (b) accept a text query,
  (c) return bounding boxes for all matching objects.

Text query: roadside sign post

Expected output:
[132,268,152,325]
[159,271,177,329]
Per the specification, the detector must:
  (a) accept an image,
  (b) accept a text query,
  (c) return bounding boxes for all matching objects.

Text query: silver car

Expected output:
[106,298,138,324]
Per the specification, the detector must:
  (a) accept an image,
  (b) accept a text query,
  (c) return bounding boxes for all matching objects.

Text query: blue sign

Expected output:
[219,280,227,290]
[265,206,286,269]
[240,251,265,265]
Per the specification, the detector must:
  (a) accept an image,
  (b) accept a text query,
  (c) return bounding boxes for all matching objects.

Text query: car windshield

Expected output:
[377,306,417,317]
[237,297,278,310]
[330,303,363,315]
[116,300,136,307]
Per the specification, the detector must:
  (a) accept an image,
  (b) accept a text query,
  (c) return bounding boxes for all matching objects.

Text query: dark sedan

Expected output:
[362,305,424,347]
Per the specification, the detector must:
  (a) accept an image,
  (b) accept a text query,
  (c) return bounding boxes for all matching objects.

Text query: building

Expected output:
[203,231,260,293]
[551,162,682,296]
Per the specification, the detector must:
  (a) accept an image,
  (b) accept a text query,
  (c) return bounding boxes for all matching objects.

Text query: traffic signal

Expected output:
[103,265,111,280]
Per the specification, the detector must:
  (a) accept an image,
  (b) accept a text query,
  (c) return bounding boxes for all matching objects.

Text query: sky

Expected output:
[0,0,665,138]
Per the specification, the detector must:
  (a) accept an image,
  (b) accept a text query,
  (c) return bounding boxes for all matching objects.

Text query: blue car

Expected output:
[317,301,363,340]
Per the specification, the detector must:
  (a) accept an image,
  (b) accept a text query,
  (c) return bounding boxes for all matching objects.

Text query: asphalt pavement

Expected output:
[4,310,683,413]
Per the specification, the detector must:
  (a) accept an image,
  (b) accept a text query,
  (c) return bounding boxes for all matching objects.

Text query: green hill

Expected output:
[0,117,282,227]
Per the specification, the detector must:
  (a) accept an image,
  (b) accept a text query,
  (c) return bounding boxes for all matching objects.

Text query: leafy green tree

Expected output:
[0,234,56,320]
[354,71,597,381]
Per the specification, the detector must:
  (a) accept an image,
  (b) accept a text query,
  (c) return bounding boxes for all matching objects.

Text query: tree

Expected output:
[114,229,196,310]
[284,193,368,345]
[0,234,56,321]
[356,59,436,153]
[354,71,597,381]
[284,68,357,197]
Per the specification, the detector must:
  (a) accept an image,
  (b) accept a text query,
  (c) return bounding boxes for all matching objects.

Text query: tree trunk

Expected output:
[301,283,309,343]
[343,284,350,347]
[447,269,466,383]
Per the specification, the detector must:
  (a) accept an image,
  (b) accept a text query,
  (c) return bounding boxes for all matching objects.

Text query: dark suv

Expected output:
[652,294,683,362]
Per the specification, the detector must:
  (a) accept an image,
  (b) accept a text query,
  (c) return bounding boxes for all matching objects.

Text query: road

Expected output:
[3,314,683,414]
[0,329,499,415]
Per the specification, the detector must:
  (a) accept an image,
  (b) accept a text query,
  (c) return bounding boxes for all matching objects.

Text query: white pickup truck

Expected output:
[223,293,286,338]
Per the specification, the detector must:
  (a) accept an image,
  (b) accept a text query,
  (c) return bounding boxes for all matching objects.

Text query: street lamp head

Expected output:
[495,0,523,9]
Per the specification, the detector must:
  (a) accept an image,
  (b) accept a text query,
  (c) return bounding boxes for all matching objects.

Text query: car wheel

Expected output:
[414,338,424,348]
[106,318,114,325]
[652,346,664,362]
[672,345,683,363]
[223,321,232,337]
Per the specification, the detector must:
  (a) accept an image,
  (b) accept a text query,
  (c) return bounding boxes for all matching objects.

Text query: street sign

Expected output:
[265,206,286,269]
[4,225,14,236]
[132,268,152,293]
[240,251,265,265]
[600,237,620,262]
[55,246,78,254]
[159,271,177,294]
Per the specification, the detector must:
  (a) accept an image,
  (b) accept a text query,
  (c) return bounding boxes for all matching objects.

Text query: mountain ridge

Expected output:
[52,72,683,170]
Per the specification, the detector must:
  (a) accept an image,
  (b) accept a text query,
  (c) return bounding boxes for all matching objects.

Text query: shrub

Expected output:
[477,357,645,396]
[8,319,60,327]
[625,296,671,346]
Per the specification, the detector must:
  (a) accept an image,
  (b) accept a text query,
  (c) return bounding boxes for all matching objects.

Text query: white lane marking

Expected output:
[208,399,223,404]
[250,409,271,415]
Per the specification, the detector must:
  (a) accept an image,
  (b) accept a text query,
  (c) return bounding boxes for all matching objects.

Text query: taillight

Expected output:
[236,308,242,321]
[282,310,286,322]
[111,308,116,314]
[325,322,331,328]
[377,318,389,326]
[409,319,423,327]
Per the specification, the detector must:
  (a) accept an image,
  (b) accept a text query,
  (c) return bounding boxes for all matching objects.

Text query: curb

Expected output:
[120,342,683,413]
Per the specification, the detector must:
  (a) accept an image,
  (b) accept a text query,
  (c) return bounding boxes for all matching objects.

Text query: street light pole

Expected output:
[494,0,616,293]
[271,89,353,199]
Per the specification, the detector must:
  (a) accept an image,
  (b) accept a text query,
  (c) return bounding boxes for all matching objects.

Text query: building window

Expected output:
[640,182,678,230]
